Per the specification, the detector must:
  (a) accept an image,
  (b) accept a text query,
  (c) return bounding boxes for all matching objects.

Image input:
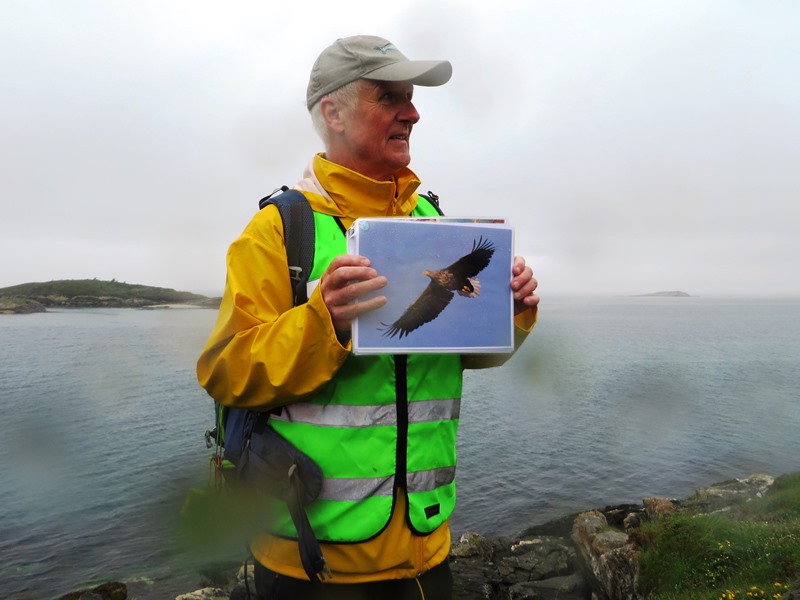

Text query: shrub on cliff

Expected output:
[637,474,800,599]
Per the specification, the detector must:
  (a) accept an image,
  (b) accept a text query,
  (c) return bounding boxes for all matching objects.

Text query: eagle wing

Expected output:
[380,282,455,339]
[442,236,495,282]
[379,236,496,339]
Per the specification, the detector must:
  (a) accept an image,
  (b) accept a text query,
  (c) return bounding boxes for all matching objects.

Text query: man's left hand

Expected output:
[511,256,539,315]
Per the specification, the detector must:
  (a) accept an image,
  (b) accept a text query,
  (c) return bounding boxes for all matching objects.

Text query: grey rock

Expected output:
[571,511,638,600]
[681,473,775,514]
[507,581,543,599]
[174,587,227,600]
[498,536,574,583]
[451,531,497,562]
[57,582,127,600]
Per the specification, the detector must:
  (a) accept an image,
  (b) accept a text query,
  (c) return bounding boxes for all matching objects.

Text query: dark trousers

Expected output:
[254,558,453,600]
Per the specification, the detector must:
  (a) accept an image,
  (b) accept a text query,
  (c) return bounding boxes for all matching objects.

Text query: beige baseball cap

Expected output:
[306,35,452,110]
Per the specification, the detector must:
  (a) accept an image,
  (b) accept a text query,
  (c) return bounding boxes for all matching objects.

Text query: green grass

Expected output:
[637,474,800,600]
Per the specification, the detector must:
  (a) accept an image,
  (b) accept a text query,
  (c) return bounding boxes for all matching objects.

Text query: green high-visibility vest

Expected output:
[268,195,463,543]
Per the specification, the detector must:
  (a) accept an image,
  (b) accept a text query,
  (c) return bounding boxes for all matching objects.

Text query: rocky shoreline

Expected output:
[0,296,48,313]
[56,472,800,600]
[0,294,220,313]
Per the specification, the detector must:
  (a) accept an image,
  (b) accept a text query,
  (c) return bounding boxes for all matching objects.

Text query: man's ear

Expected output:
[320,98,345,133]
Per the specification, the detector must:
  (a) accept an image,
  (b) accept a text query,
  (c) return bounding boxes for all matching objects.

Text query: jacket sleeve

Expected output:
[461,306,538,370]
[196,206,349,409]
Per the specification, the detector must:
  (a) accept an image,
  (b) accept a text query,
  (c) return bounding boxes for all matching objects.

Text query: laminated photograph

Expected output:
[347,218,514,354]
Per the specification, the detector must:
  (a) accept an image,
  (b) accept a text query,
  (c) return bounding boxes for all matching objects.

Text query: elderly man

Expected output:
[197,35,539,600]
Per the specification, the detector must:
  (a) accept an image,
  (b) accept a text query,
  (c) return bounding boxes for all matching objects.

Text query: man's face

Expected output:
[337,80,420,181]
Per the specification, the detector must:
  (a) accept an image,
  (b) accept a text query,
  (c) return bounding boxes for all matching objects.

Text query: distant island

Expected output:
[634,291,692,297]
[0,279,221,314]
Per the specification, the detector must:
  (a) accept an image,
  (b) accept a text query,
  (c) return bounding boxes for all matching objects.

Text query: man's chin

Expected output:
[388,151,412,171]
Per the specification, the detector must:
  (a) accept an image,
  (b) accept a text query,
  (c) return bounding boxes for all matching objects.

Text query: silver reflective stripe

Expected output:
[410,398,461,422]
[319,467,456,502]
[274,403,395,427]
[272,398,460,428]
[319,475,395,501]
[407,466,456,493]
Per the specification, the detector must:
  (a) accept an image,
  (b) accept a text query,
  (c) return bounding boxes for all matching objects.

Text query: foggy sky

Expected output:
[2,1,798,297]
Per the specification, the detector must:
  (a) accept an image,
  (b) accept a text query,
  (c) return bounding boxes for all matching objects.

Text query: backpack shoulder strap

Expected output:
[418,190,445,216]
[259,186,316,306]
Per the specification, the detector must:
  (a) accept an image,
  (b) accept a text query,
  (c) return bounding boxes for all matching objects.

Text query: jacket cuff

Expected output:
[514,304,538,333]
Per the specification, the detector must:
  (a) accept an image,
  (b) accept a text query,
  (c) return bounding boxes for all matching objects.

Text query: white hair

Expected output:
[309,80,362,148]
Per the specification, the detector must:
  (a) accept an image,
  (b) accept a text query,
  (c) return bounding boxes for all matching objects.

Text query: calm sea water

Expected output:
[1,297,798,599]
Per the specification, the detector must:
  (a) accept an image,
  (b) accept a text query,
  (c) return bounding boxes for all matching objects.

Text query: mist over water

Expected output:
[1,297,798,598]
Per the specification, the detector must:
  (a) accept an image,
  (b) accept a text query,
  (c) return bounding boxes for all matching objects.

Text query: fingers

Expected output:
[329,293,388,331]
[511,256,539,313]
[321,255,388,334]
[511,255,527,277]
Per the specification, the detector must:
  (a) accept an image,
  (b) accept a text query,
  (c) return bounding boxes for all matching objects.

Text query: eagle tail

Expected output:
[457,277,481,298]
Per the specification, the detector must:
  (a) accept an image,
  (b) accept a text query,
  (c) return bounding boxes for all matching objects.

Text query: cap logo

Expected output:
[375,43,399,54]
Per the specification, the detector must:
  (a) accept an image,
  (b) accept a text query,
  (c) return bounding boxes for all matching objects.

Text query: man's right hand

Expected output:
[320,254,387,340]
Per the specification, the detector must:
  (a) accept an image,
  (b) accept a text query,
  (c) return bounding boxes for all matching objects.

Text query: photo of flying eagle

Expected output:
[380,236,496,339]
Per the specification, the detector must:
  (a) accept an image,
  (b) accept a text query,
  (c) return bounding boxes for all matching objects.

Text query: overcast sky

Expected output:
[2,1,798,297]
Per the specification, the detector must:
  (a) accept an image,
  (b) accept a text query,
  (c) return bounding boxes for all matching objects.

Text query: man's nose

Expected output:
[399,100,420,124]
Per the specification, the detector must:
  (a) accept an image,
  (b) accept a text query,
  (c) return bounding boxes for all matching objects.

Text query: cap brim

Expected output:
[364,60,452,87]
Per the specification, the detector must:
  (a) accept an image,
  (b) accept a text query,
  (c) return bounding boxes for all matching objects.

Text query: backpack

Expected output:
[207,186,315,472]
[205,186,328,583]
[204,186,444,583]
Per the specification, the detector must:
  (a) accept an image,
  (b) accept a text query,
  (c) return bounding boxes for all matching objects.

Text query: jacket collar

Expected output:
[295,154,422,227]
